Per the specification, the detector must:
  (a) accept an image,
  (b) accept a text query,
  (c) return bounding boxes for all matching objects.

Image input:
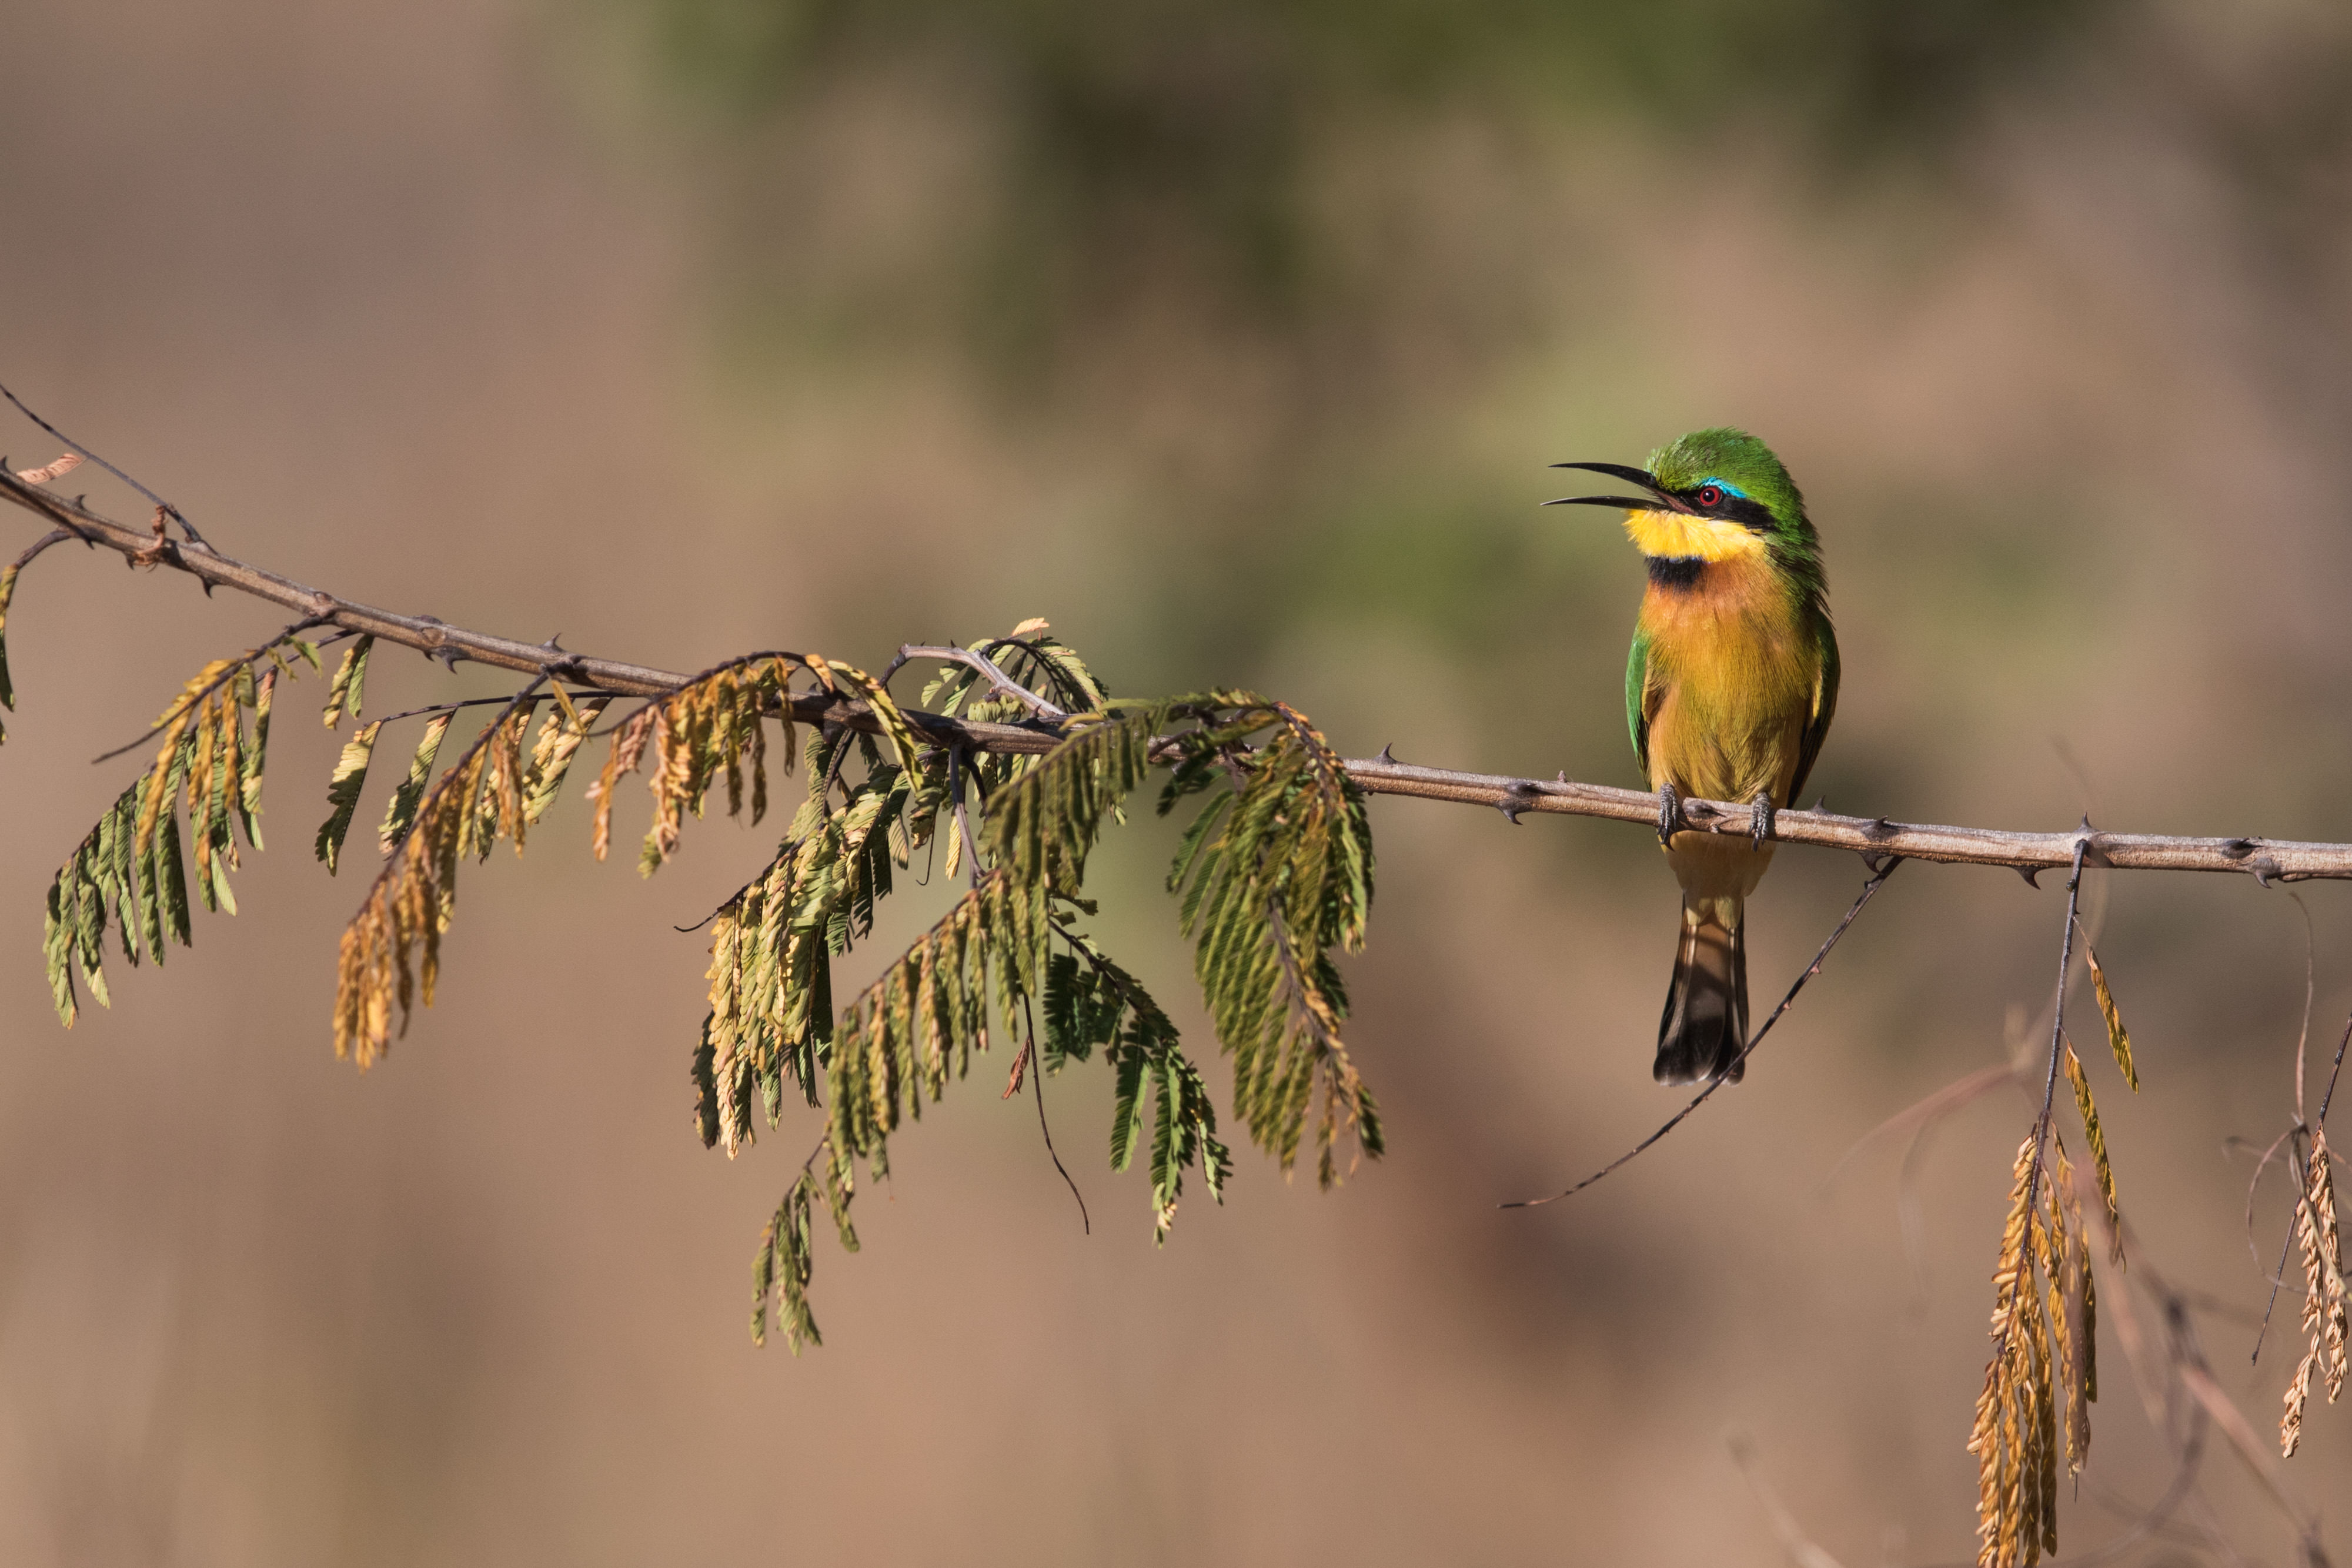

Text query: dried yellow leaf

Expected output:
[2083,944,2138,1091]
[2062,1034,2122,1265]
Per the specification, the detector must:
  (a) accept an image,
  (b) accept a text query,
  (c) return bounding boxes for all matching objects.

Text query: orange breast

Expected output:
[1639,552,1818,807]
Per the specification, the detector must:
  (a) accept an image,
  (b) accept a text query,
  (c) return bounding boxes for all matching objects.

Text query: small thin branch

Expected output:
[1820,1062,2019,1196]
[1018,994,1088,1234]
[887,643,1069,723]
[2289,892,2317,1122]
[88,614,329,764]
[2018,834,2093,1278]
[2242,1128,2300,1268]
[1,379,209,548]
[10,526,72,572]
[2251,1008,2352,1364]
[1504,854,1902,1208]
[366,691,600,731]
[2254,1132,2311,1363]
[674,864,769,934]
[2316,1007,2352,1130]
[950,746,983,890]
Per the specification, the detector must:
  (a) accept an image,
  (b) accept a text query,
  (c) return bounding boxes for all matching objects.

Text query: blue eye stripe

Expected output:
[1698,477,1749,499]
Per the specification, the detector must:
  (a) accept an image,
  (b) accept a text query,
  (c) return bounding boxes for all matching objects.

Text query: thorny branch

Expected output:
[9,396,2347,1566]
[11,470,2352,882]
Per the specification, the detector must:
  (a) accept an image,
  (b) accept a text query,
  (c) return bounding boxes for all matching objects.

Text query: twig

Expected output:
[1,379,209,548]
[2243,1127,2301,1281]
[9,527,72,572]
[2014,832,2093,1308]
[1819,1062,2019,1195]
[2252,1007,2352,1364]
[19,469,2352,879]
[2177,1362,2326,1556]
[365,691,601,731]
[1504,854,1903,1208]
[2248,888,2322,1356]
[87,614,329,764]
[1018,994,1088,1234]
[2289,892,2317,1121]
[886,643,1070,724]
[950,746,983,890]
[2317,1004,2352,1129]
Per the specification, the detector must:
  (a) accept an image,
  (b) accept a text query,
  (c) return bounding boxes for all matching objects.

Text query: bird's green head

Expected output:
[1547,426,1823,587]
[1646,429,1806,537]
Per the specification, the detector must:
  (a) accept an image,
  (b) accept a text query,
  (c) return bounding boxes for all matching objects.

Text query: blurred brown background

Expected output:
[4,0,2352,1561]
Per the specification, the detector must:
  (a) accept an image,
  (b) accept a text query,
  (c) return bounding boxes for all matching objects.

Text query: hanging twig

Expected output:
[1503,854,1903,1208]
[1018,994,1089,1234]
[86,614,329,763]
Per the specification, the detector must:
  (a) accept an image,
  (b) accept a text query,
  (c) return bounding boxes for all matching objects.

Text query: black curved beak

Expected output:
[1544,460,1676,512]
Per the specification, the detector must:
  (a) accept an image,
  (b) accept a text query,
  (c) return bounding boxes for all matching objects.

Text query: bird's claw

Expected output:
[1656,783,1685,848]
[1750,790,1775,850]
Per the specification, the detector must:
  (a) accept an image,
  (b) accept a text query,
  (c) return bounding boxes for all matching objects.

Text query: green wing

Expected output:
[1625,628,1654,774]
[1788,611,1840,806]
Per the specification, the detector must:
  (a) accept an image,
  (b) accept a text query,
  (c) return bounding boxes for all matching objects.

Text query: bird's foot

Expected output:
[1749,790,1775,851]
[1656,783,1685,848]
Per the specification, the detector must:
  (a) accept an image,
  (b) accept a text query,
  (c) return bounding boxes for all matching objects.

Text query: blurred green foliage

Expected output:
[623,0,2113,370]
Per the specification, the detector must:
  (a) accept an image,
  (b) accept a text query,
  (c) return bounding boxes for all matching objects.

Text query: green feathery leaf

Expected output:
[316,721,383,873]
[322,636,373,729]
[236,666,272,849]
[1162,697,1378,1186]
[379,713,453,854]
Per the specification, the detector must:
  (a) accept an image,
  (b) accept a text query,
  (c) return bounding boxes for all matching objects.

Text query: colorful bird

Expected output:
[1549,429,1838,1085]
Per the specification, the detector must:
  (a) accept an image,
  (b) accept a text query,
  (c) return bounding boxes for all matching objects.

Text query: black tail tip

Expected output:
[1658,907,1751,1085]
[1655,935,1750,1086]
[1652,1025,1746,1086]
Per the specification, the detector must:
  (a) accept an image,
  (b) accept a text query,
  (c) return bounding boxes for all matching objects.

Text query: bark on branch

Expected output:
[8,468,2346,882]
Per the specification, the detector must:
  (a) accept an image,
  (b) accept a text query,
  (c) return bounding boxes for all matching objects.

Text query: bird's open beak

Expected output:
[1544,460,1679,512]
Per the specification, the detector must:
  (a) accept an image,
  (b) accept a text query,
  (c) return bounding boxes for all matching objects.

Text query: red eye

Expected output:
[1696,484,1723,509]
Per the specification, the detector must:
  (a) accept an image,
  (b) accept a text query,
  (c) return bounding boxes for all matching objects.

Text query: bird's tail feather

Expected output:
[1655,894,1749,1085]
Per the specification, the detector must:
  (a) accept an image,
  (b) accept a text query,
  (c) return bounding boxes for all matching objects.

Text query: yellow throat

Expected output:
[1623,508,1770,564]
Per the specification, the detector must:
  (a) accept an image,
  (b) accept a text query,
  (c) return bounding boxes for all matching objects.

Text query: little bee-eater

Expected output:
[1549,430,1838,1085]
